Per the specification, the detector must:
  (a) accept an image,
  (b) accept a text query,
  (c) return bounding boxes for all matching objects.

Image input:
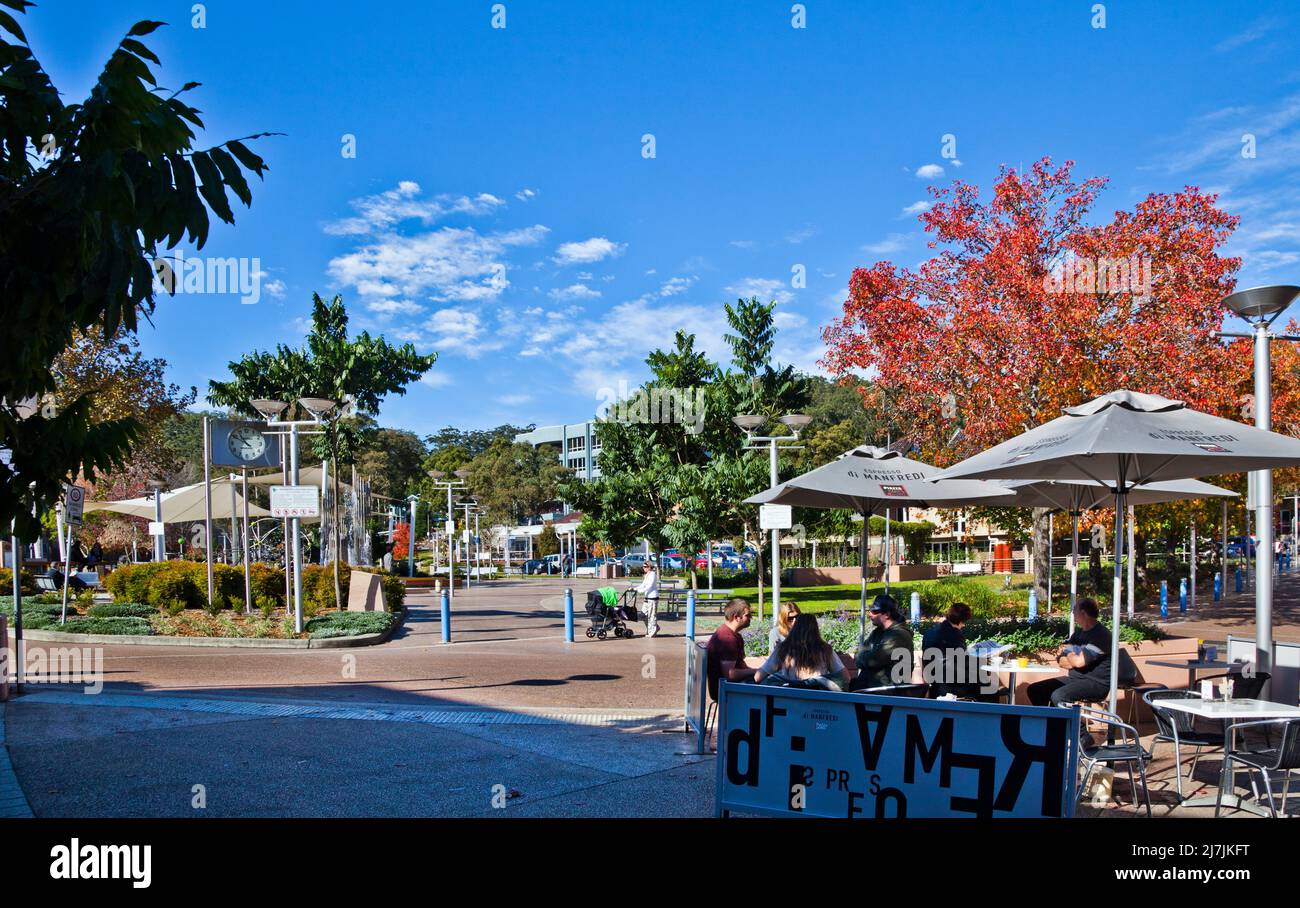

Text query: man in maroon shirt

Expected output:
[706,598,756,701]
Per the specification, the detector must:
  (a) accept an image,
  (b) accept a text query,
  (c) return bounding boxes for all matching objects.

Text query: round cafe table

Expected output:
[986,660,1061,704]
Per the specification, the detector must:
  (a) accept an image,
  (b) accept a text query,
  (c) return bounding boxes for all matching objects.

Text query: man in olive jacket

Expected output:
[852,594,914,690]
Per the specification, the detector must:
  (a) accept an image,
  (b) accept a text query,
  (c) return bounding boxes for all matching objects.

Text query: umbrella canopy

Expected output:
[932,390,1300,486]
[935,389,1300,713]
[246,465,331,488]
[744,445,1010,512]
[990,477,1237,511]
[86,480,271,522]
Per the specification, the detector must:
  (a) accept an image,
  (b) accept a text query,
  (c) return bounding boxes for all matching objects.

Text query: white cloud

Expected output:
[729,240,757,249]
[262,278,286,298]
[785,225,818,244]
[900,200,931,216]
[327,224,549,305]
[422,307,504,359]
[915,164,945,180]
[496,393,533,406]
[324,182,506,236]
[1215,18,1278,53]
[366,299,425,316]
[515,188,538,202]
[553,236,627,265]
[549,283,602,301]
[657,276,695,297]
[724,277,793,305]
[863,233,909,255]
[420,371,454,389]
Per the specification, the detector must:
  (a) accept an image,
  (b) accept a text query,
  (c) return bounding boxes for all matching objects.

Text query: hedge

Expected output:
[51,616,152,636]
[304,611,396,639]
[87,602,154,618]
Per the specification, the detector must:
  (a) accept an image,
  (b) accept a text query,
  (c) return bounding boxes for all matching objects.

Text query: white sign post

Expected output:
[270,486,320,519]
[759,504,793,531]
[59,485,88,624]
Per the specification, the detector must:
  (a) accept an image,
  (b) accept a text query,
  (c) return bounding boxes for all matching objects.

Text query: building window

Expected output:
[570,456,586,472]
[568,436,586,452]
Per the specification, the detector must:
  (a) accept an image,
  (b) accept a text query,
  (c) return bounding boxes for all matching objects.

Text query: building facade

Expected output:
[514,421,601,482]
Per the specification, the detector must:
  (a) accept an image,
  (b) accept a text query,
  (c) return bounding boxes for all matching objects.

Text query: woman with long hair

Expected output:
[767,600,800,652]
[755,613,850,691]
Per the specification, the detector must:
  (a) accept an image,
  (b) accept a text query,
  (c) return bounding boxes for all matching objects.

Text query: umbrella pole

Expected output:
[1110,487,1126,716]
[883,508,892,594]
[859,510,869,639]
[1069,509,1080,637]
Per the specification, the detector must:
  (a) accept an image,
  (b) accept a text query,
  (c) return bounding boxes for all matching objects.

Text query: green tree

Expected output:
[535,522,559,558]
[0,9,272,537]
[208,294,436,608]
[465,440,570,527]
[355,427,428,500]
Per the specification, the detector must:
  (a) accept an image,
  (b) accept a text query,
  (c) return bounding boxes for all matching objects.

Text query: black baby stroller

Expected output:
[584,587,639,639]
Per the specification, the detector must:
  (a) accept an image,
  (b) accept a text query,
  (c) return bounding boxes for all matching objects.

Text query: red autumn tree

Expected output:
[391,521,411,561]
[822,157,1244,601]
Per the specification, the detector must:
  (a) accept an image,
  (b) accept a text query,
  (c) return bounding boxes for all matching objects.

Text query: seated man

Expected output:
[705,598,757,702]
[1027,597,1112,707]
[851,594,913,691]
[921,602,987,699]
[46,568,88,593]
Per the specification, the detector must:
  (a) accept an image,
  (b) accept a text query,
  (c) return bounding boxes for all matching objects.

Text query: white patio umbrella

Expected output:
[991,478,1237,634]
[935,389,1300,712]
[85,479,271,522]
[745,446,1009,633]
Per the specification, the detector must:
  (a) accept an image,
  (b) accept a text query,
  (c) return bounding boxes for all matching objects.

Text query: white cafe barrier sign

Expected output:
[270,485,320,518]
[716,683,1079,818]
[759,504,793,531]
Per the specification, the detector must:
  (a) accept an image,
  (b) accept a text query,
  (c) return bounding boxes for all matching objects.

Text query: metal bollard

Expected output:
[686,590,696,642]
[1027,589,1037,622]
[1160,580,1168,620]
[1179,578,1188,613]
[440,588,451,643]
[564,588,574,643]
[909,591,921,625]
[1235,567,1243,593]
[1213,572,1221,602]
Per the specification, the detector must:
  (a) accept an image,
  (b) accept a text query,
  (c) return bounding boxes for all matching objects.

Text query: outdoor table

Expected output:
[1152,697,1300,815]
[986,660,1060,704]
[1149,658,1233,691]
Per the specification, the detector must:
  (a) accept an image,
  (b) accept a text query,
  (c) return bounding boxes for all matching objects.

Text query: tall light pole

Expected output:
[735,413,810,623]
[428,469,466,596]
[1217,284,1300,688]
[406,494,419,579]
[251,398,331,635]
[147,479,167,562]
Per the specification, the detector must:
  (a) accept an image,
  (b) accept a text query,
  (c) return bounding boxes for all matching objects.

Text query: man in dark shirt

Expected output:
[922,602,984,698]
[705,598,756,701]
[851,594,914,690]
[1027,597,1112,707]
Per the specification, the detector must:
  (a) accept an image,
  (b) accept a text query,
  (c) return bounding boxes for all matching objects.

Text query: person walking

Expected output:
[637,560,661,637]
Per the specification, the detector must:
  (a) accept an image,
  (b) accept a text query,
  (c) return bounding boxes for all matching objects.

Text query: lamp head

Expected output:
[733,414,765,433]
[1222,285,1300,323]
[778,413,812,433]
[453,469,471,480]
[249,399,288,421]
[428,469,445,480]
[298,397,338,421]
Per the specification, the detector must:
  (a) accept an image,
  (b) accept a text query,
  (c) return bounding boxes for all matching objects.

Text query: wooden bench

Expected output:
[662,586,733,617]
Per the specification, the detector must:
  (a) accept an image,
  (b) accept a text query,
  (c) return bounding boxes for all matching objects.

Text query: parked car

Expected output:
[622,553,651,573]
[1224,536,1257,558]
[659,553,687,570]
[521,558,547,575]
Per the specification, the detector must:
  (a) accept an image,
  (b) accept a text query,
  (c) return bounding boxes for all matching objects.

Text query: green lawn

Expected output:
[725,574,1037,616]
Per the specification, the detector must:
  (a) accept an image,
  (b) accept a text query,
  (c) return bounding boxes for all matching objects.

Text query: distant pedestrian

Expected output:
[68,539,86,572]
[637,562,660,637]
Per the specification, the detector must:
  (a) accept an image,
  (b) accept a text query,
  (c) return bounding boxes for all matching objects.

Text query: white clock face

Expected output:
[228,426,267,461]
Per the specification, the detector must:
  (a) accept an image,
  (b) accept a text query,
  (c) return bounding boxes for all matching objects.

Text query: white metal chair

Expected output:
[1078,706,1153,816]
[1217,718,1300,818]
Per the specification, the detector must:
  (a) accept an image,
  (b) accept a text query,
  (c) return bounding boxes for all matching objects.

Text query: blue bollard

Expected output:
[1235,567,1243,593]
[910,591,921,625]
[440,588,450,643]
[1214,572,1221,602]
[1179,578,1188,613]
[564,588,574,643]
[1160,580,1168,619]
[1027,589,1037,622]
[686,590,697,641]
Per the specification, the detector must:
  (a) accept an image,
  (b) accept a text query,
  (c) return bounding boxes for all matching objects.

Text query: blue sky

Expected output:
[25,0,1300,436]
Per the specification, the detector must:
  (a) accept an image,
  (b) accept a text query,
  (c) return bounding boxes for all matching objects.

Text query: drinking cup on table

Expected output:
[1201,679,1215,700]
[1017,657,1028,669]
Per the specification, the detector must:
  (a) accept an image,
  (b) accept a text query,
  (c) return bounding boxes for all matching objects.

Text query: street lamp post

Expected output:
[428,470,467,596]
[1217,284,1300,688]
[735,413,810,623]
[251,398,333,635]
[147,479,167,562]
[406,494,419,579]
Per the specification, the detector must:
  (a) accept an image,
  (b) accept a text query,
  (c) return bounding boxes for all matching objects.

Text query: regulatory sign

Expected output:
[716,683,1078,819]
[270,485,320,518]
[445,520,454,535]
[63,485,85,525]
[148,521,165,537]
[759,504,793,531]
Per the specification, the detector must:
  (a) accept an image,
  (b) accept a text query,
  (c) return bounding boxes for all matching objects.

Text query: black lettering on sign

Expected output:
[875,786,907,818]
[788,764,813,811]
[847,790,866,818]
[994,714,1068,817]
[826,768,850,791]
[726,707,762,787]
[947,751,996,819]
[764,694,787,737]
[904,714,954,786]
[852,702,893,771]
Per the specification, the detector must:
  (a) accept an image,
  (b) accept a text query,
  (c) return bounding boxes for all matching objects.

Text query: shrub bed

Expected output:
[87,602,155,618]
[50,616,152,636]
[304,611,396,639]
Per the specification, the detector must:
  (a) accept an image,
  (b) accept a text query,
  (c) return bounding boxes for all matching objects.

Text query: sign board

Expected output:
[716,683,1078,819]
[148,521,165,537]
[210,420,281,468]
[759,504,793,531]
[445,520,454,536]
[683,640,710,754]
[63,485,85,525]
[270,485,320,518]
